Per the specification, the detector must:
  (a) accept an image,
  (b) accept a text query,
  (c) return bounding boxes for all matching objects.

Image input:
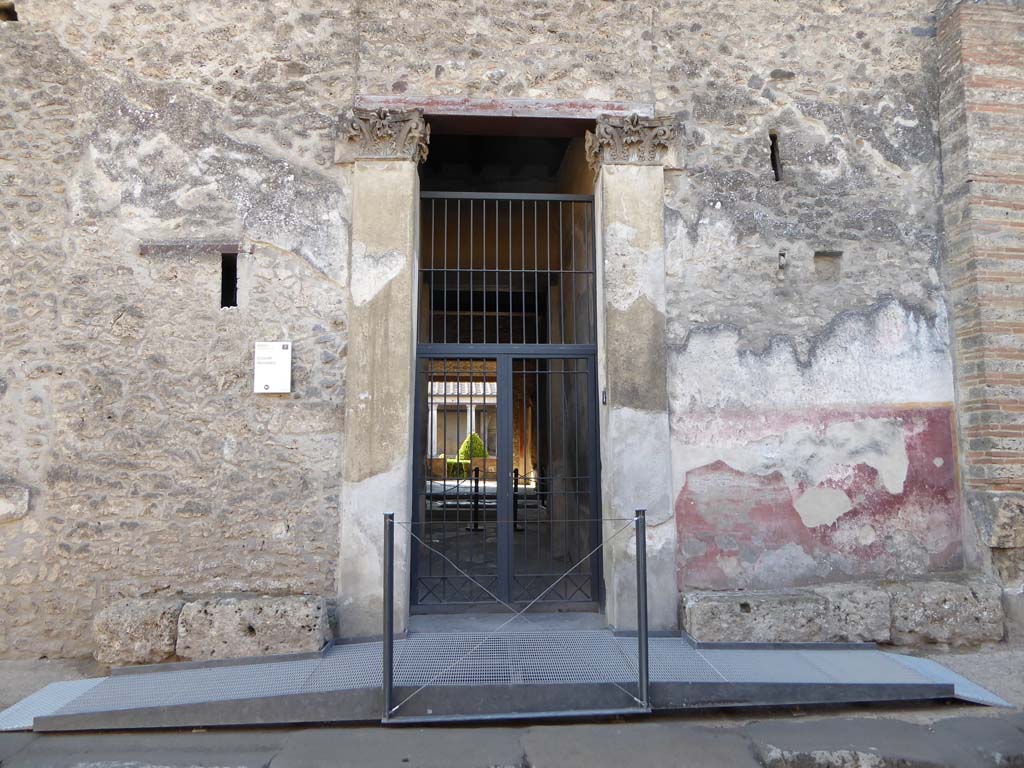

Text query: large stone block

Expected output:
[683,585,893,644]
[176,596,330,660]
[92,599,184,664]
[889,579,1004,646]
[1004,586,1024,642]
[681,591,828,643]
[0,481,30,523]
[810,584,892,643]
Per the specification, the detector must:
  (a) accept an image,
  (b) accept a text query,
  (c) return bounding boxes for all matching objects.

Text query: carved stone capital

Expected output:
[342,107,430,163]
[585,113,675,170]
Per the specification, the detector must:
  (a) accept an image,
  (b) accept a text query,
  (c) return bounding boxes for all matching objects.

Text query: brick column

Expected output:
[336,108,428,637]
[938,3,1024,600]
[588,114,679,630]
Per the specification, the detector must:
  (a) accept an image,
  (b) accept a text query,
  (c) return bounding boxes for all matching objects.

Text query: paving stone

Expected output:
[519,722,762,768]
[270,727,526,768]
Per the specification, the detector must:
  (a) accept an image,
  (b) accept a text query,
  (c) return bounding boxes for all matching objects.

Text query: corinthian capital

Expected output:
[585,113,675,170]
[342,107,430,163]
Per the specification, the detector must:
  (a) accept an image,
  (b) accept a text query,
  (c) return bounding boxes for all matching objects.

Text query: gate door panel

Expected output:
[412,192,600,609]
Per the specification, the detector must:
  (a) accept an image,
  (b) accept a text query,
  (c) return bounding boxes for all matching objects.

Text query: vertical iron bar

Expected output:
[546,201,552,343]
[454,357,462,589]
[468,465,480,531]
[571,360,582,593]
[482,200,487,345]
[497,354,513,603]
[570,203,577,345]
[513,467,520,534]
[521,200,526,346]
[493,199,497,342]
[443,199,448,344]
[590,201,595,344]
[428,200,434,343]
[558,360,568,599]
[411,359,423,607]
[558,202,565,346]
[635,507,649,709]
[456,200,462,345]
[442,360,449,601]
[588,355,602,601]
[536,201,544,342]
[469,200,474,345]
[382,511,394,721]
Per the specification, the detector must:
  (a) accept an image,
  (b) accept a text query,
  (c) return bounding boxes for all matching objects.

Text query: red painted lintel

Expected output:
[353,94,655,120]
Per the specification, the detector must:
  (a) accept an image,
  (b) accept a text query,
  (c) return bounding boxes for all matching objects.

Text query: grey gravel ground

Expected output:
[1,642,1022,767]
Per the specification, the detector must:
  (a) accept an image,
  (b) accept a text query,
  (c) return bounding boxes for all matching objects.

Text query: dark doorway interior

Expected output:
[412,123,599,610]
[419,116,594,195]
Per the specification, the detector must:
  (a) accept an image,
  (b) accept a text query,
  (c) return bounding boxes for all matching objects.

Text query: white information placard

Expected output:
[254,341,292,394]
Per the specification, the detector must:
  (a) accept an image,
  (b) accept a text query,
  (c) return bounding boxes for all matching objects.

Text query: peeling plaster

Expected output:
[794,486,854,528]
[669,299,953,412]
[674,407,962,589]
[603,222,666,313]
[673,415,911,501]
[348,242,406,307]
[338,459,410,635]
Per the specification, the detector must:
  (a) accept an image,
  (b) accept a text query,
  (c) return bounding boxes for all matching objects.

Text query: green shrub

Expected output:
[458,431,487,461]
[446,459,468,478]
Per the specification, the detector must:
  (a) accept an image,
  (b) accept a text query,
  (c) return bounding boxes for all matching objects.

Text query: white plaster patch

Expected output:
[669,299,954,411]
[672,415,911,502]
[794,486,853,528]
[603,222,666,313]
[338,460,411,601]
[605,406,673,526]
[69,145,123,219]
[857,524,877,546]
[751,543,823,585]
[349,240,406,307]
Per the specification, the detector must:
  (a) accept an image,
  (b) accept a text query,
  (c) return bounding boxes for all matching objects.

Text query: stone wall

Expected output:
[937,0,1019,589]
[659,0,967,591]
[0,2,352,658]
[0,0,1018,657]
[938,2,1024,605]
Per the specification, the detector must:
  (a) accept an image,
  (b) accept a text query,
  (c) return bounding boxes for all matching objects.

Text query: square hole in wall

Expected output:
[769,131,782,181]
[0,2,18,21]
[221,252,238,307]
[814,250,842,282]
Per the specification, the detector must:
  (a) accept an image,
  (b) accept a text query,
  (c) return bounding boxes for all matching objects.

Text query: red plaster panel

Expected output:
[354,94,655,120]
[675,406,962,590]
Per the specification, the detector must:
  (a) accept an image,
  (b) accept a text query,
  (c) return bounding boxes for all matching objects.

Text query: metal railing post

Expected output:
[635,508,650,709]
[382,511,395,721]
[466,466,481,531]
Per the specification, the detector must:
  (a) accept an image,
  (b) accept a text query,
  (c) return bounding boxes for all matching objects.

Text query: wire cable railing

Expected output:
[381,508,651,721]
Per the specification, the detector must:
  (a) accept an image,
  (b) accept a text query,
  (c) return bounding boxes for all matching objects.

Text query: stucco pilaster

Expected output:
[590,115,678,630]
[337,108,426,638]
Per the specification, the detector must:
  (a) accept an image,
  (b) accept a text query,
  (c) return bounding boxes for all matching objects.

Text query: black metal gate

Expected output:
[411,193,600,609]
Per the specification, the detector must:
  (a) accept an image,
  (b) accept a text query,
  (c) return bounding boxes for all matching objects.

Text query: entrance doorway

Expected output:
[410,187,601,610]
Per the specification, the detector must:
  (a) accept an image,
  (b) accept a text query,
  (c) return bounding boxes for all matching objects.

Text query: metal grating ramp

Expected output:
[0,631,1007,732]
[0,679,104,732]
[890,654,1010,707]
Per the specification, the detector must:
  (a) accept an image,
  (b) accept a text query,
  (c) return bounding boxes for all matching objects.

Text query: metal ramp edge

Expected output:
[0,633,1008,732]
[0,678,105,732]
